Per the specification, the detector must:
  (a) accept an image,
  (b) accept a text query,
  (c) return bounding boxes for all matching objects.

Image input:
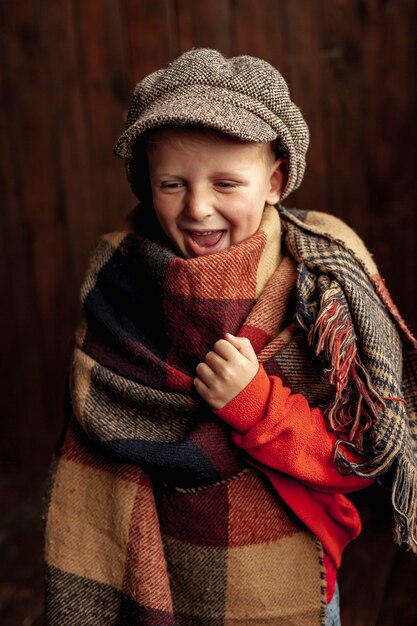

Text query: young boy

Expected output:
[44,49,417,626]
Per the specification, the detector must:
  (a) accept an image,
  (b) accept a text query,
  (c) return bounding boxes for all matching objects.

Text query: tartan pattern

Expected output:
[70,206,291,488]
[278,205,417,551]
[44,203,417,624]
[45,419,325,625]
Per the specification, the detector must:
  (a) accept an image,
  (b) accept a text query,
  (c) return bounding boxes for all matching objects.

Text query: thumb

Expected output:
[224,333,258,363]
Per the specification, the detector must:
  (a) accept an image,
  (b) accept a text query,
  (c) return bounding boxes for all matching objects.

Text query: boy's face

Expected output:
[146,128,284,259]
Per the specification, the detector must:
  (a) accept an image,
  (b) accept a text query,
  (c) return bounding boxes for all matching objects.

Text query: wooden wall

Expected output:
[1,0,416,484]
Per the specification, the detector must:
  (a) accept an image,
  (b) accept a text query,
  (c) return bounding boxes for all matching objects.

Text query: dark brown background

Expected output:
[1,1,416,624]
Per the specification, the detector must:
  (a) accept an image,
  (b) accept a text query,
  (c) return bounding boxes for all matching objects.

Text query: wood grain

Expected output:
[1,2,416,622]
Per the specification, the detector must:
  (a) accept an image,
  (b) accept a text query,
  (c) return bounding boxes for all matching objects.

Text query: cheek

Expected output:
[245,212,265,236]
[153,196,179,228]
[228,205,265,241]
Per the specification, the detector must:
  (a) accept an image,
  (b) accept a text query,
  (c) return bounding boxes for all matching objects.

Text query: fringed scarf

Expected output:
[281,206,417,547]
[44,204,417,626]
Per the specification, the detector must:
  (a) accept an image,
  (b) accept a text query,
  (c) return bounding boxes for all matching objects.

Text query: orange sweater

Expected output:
[215,365,374,600]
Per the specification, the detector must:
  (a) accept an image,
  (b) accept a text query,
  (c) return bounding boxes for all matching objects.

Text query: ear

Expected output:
[266,158,287,204]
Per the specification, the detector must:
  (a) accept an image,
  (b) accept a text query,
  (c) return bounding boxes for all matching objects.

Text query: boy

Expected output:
[44,49,417,626]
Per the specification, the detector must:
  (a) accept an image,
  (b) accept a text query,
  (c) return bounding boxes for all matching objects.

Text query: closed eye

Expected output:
[159,181,184,190]
[215,181,239,190]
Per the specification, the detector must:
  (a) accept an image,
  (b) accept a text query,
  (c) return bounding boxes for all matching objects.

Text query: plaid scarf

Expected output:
[280,206,417,545]
[44,204,417,625]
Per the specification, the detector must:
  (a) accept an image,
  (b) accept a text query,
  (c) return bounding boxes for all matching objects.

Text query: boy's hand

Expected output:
[194,333,259,410]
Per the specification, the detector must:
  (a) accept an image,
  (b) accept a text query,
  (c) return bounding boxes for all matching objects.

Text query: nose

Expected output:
[184,187,213,220]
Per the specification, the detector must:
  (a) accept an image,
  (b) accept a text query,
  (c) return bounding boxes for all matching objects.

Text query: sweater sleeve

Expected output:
[215,365,374,494]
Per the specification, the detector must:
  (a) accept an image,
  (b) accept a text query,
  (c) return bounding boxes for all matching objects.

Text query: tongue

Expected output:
[191,231,223,247]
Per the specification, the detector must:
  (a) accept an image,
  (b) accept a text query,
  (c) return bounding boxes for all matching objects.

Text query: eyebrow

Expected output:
[153,166,253,176]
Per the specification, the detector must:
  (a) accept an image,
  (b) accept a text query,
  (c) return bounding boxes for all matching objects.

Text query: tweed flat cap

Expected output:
[114,48,309,199]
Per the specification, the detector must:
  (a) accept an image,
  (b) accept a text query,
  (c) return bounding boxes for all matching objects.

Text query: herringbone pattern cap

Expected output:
[114,48,310,199]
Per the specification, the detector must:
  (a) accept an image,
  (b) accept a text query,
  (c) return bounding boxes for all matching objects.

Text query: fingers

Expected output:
[193,375,225,410]
[211,338,237,360]
[224,333,258,363]
[196,346,234,383]
[194,335,259,410]
[195,361,216,385]
[195,344,233,389]
[193,374,208,397]
[208,335,257,366]
[204,349,227,372]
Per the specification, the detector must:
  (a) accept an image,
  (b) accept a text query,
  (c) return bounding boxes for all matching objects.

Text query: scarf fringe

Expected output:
[305,286,385,451]
[333,436,400,480]
[392,456,417,553]
[334,440,417,554]
[284,207,417,554]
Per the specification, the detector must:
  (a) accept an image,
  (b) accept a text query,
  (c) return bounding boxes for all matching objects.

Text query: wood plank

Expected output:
[233,0,288,70]
[74,0,134,232]
[0,1,71,478]
[316,0,370,238]
[358,0,417,336]
[339,486,397,626]
[0,26,38,475]
[283,0,327,212]
[376,547,417,626]
[38,0,100,284]
[123,0,179,82]
[0,483,44,626]
[317,0,416,334]
[177,0,232,54]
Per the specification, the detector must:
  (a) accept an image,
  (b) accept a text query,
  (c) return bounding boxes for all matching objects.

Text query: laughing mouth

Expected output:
[186,230,225,247]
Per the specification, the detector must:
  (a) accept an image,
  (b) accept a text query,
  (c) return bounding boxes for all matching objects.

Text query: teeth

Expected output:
[191,231,216,236]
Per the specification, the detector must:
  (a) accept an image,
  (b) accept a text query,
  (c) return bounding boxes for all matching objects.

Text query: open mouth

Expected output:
[183,229,226,256]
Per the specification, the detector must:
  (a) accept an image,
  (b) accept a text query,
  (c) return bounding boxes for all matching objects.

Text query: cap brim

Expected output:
[114,92,278,158]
